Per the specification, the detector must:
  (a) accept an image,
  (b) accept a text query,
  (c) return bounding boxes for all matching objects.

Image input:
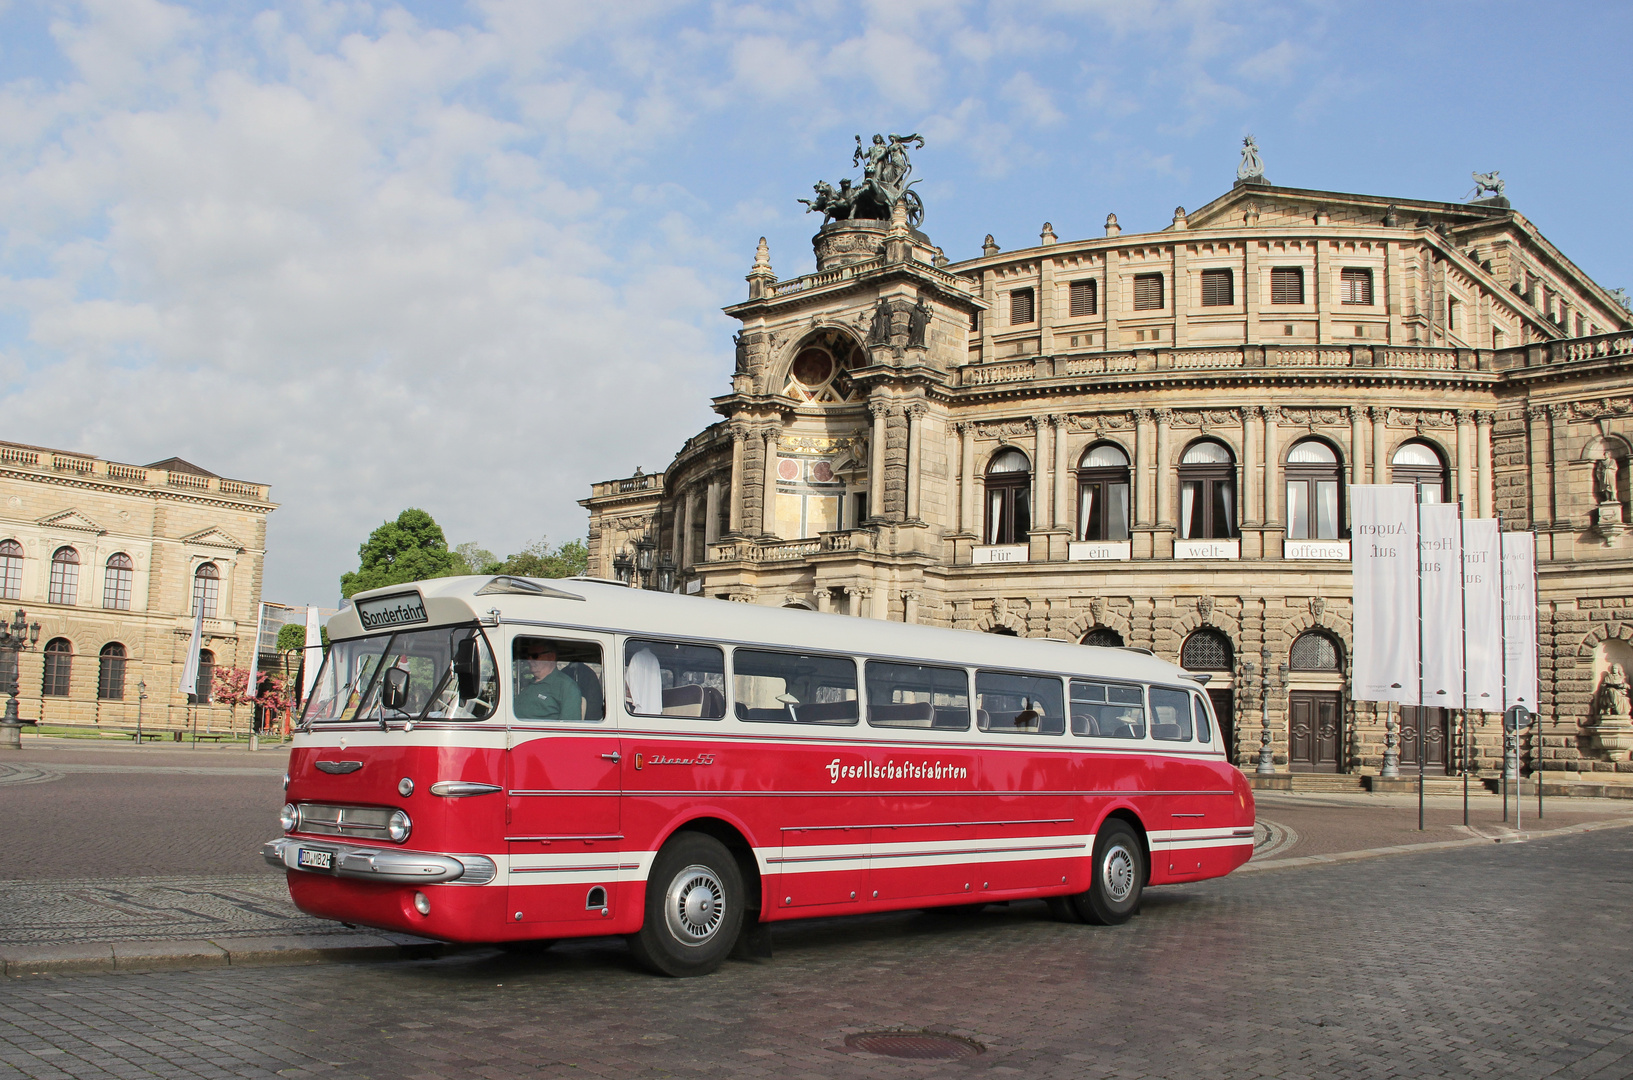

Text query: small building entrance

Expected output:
[1287,691,1343,772]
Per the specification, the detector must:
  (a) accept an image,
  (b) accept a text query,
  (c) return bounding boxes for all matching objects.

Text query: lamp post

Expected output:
[0,609,42,750]
[612,547,635,585]
[135,680,148,745]
[1256,651,1282,776]
[1381,683,1402,779]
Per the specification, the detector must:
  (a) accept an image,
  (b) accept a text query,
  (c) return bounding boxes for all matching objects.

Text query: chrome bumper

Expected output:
[263,837,496,885]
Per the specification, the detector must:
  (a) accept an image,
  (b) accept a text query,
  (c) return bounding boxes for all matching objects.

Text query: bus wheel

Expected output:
[1075,819,1144,925]
[628,833,743,977]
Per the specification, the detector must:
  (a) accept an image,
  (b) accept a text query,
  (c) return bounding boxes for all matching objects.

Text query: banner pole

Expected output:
[1459,496,1469,827]
[1534,543,1542,822]
[1417,491,1426,832]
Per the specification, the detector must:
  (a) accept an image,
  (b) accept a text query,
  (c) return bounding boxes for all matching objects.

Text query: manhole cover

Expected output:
[844,1032,984,1060]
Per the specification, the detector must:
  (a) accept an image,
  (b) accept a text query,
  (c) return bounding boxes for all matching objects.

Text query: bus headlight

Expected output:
[387,810,412,843]
[279,803,298,832]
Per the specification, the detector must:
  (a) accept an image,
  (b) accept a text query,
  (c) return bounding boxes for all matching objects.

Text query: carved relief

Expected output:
[1197,595,1215,623]
[1172,409,1243,428]
[976,419,1038,439]
[1279,408,1350,427]
[1386,408,1456,429]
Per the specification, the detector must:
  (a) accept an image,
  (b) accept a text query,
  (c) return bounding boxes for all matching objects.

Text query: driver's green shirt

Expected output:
[514,667,583,722]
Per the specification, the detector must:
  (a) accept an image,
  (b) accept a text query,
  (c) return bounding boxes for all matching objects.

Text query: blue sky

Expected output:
[0,0,1628,605]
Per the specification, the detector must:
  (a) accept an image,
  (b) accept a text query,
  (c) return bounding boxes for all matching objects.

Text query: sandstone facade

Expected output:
[584,178,1633,777]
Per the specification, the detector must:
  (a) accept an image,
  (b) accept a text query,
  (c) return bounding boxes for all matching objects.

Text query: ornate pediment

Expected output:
[37,509,105,535]
[182,527,244,552]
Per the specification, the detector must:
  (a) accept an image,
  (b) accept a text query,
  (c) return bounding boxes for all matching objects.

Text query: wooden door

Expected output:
[1399,707,1449,774]
[1288,691,1342,772]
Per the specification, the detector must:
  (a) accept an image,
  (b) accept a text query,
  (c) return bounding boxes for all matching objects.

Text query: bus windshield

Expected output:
[302,624,499,724]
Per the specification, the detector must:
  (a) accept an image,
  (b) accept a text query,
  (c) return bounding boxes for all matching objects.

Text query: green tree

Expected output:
[492,536,589,579]
[340,509,458,598]
[276,622,328,654]
[449,541,499,576]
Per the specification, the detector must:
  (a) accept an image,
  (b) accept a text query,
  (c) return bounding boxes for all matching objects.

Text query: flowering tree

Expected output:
[212,667,291,736]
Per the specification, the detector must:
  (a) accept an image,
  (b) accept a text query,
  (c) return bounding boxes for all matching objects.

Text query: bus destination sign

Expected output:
[356,592,429,631]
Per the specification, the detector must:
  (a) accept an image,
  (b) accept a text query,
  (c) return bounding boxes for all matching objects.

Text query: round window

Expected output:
[792,348,834,387]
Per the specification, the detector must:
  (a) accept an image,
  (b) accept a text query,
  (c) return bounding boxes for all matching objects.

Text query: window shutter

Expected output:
[1069,280,1097,317]
[1010,288,1035,325]
[1200,269,1233,307]
[1340,268,1373,305]
[1133,274,1164,311]
[1271,267,1304,304]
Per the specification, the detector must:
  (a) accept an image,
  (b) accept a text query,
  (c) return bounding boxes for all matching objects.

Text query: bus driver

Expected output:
[514,640,583,722]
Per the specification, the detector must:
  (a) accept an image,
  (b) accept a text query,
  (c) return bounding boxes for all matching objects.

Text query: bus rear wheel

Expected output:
[1072,818,1144,925]
[628,833,743,977]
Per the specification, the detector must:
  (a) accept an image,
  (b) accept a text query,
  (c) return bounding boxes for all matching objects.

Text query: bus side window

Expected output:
[733,649,858,725]
[975,671,1065,735]
[1150,687,1193,742]
[865,660,970,730]
[1193,693,1213,744]
[513,636,604,723]
[624,639,726,719]
[1070,680,1146,739]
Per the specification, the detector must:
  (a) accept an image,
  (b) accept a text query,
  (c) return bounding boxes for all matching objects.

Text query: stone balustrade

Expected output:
[0,445,270,501]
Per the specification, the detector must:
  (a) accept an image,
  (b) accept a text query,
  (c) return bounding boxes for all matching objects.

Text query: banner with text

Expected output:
[1502,532,1539,711]
[1350,485,1419,704]
[1418,502,1464,707]
[1462,519,1504,711]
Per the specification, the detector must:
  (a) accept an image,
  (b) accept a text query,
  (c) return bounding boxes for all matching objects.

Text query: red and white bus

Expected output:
[266,576,1255,976]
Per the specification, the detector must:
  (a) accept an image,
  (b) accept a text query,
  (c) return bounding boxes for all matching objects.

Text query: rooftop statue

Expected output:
[1466,170,1506,201]
[1237,134,1266,183]
[800,133,926,229]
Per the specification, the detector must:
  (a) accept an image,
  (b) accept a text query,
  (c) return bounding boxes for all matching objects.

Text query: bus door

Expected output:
[504,632,622,925]
[1148,686,1212,878]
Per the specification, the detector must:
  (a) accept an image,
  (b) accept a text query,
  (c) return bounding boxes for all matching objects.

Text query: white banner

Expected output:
[1418,502,1464,708]
[1502,532,1539,712]
[1350,485,1419,704]
[1462,519,1503,711]
[302,605,324,702]
[178,605,205,697]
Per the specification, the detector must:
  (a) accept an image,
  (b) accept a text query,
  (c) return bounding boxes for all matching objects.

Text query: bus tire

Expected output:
[1075,819,1144,926]
[628,833,743,978]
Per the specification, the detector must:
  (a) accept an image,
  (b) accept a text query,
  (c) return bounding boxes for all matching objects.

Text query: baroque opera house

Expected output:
[584,138,1633,785]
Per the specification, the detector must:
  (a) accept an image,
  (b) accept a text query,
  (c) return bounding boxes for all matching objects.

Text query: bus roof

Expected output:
[334,575,1198,686]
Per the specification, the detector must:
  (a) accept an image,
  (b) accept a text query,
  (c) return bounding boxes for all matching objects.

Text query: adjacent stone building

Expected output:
[584,147,1633,780]
[0,440,276,733]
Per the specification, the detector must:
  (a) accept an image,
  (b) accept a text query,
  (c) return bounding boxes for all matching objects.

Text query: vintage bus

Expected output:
[265,575,1255,976]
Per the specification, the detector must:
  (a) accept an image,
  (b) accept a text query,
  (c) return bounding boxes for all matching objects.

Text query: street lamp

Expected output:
[136,680,149,745]
[1256,649,1283,776]
[1381,683,1403,779]
[655,553,676,594]
[612,547,635,585]
[0,609,42,750]
[635,535,656,580]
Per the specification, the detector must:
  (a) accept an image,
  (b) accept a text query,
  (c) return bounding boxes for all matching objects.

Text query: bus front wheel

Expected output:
[1073,819,1144,925]
[628,833,744,977]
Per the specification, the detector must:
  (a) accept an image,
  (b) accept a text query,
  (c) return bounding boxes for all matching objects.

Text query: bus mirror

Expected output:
[454,637,480,699]
[381,667,410,711]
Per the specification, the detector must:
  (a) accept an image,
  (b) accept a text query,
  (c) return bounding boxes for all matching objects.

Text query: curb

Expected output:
[0,931,458,978]
[1239,815,1633,874]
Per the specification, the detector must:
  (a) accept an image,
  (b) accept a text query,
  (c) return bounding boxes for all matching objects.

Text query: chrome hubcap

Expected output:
[1102,843,1135,904]
[664,864,725,944]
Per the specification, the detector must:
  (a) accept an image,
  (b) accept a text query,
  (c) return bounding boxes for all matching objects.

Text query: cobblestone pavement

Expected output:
[1,830,1629,1079]
[0,876,346,947]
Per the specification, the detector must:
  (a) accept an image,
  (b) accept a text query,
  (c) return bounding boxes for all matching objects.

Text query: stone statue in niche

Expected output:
[1591,447,1628,544]
[908,297,932,348]
[733,332,749,375]
[1601,664,1632,719]
[1595,450,1621,504]
[867,297,891,346]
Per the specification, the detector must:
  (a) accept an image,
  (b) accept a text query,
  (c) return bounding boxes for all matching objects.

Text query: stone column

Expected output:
[906,404,926,521]
[1476,410,1495,518]
[1350,407,1367,486]
[903,591,920,625]
[846,588,862,617]
[1371,406,1388,484]
[1263,407,1281,526]
[814,587,832,614]
[761,424,781,538]
[1134,409,1153,526]
[1527,405,1550,528]
[1052,414,1070,531]
[958,423,976,534]
[727,423,747,535]
[1456,410,1475,510]
[1242,406,1260,526]
[1548,403,1569,529]
[681,488,696,568]
[868,401,888,520]
[1155,409,1173,526]
[705,479,721,547]
[1032,416,1048,528]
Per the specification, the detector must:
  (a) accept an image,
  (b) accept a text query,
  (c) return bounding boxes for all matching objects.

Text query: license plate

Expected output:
[297,848,333,870]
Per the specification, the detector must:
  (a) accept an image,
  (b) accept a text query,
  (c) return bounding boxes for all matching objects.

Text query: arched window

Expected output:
[1076,444,1131,541]
[1081,627,1124,647]
[1286,439,1343,540]
[193,563,220,618]
[1391,441,1449,503]
[97,643,127,700]
[1181,629,1233,671]
[48,547,79,605]
[984,448,1032,545]
[42,638,72,696]
[0,540,21,601]
[103,554,133,611]
[1289,631,1342,671]
[195,648,215,703]
[1178,440,1238,540]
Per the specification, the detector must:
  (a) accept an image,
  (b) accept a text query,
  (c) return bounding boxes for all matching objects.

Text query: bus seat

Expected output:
[1038,713,1065,736]
[735,702,793,722]
[869,701,933,726]
[1152,723,1183,741]
[661,684,718,717]
[975,708,991,730]
[795,700,859,724]
[567,663,604,722]
[932,708,969,729]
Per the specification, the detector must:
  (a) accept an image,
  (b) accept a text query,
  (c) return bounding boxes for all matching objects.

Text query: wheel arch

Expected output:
[1094,805,1152,886]
[658,814,763,917]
